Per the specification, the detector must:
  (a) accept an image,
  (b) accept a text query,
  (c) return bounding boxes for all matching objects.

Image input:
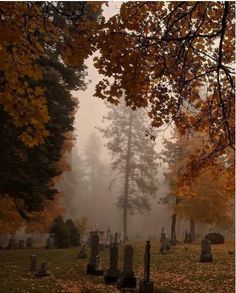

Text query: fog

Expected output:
[57,3,203,241]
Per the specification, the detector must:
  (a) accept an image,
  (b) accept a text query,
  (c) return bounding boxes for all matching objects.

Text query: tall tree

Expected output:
[99,103,159,241]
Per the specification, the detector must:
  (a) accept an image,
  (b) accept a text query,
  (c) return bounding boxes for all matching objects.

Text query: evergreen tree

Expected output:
[99,103,159,241]
[65,219,80,246]
[51,216,70,248]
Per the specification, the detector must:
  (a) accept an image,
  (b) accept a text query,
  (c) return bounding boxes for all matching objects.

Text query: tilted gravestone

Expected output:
[78,244,87,259]
[30,255,37,271]
[35,262,50,277]
[104,243,120,284]
[200,239,213,262]
[139,241,154,293]
[117,245,136,289]
[87,231,103,275]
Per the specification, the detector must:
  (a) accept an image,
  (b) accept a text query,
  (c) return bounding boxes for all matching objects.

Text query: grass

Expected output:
[0,241,234,293]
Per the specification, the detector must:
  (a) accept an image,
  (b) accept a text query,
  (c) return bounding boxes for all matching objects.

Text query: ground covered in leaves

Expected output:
[0,241,234,293]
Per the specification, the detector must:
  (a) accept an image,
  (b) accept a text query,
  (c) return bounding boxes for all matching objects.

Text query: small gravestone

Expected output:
[200,239,213,262]
[104,243,120,284]
[106,226,111,242]
[114,232,118,244]
[18,240,25,249]
[93,255,103,276]
[87,231,103,275]
[26,237,33,248]
[35,262,49,277]
[184,244,188,255]
[160,227,166,243]
[117,245,136,289]
[78,244,87,259]
[139,241,154,293]
[30,255,37,271]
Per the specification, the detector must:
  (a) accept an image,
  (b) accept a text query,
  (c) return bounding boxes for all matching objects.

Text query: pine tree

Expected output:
[99,103,159,241]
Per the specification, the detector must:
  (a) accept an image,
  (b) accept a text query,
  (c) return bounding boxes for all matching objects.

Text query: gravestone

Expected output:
[87,231,103,275]
[7,238,18,250]
[26,237,33,248]
[200,239,213,262]
[93,255,103,275]
[35,262,50,277]
[160,228,170,254]
[45,234,55,249]
[139,241,154,293]
[104,243,120,284]
[78,244,87,259]
[18,240,25,249]
[117,245,136,288]
[30,255,37,271]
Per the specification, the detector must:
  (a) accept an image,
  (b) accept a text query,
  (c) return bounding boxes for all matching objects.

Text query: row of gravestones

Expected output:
[86,231,153,292]
[2,237,33,250]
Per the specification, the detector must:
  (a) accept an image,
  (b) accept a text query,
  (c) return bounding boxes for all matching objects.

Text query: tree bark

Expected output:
[123,112,132,241]
[190,219,196,242]
[171,213,177,245]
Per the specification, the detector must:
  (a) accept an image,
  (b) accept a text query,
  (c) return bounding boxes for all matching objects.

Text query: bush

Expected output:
[50,216,70,248]
[205,233,224,244]
[65,219,80,246]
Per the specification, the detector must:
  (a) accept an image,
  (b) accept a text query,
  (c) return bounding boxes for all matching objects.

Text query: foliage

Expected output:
[50,216,70,249]
[95,2,235,173]
[75,217,89,237]
[160,129,234,229]
[205,233,225,245]
[0,2,103,147]
[65,219,80,247]
[0,196,24,235]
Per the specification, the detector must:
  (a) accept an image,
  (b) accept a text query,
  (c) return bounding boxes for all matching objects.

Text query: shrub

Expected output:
[205,233,224,244]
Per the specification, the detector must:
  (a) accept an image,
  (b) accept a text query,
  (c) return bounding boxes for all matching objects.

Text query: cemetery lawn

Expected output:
[0,241,234,293]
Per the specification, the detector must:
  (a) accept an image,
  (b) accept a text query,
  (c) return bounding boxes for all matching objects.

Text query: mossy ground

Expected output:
[0,241,234,293]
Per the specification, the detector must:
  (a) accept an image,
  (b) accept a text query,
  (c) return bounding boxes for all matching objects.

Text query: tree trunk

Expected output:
[171,213,177,245]
[190,219,195,242]
[123,112,132,242]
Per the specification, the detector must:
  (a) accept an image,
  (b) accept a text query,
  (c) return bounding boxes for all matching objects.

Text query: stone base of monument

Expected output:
[117,272,136,288]
[104,269,120,284]
[200,254,213,262]
[139,280,154,293]
[86,264,103,275]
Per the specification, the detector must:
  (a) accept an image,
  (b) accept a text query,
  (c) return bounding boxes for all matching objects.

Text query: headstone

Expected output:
[117,245,136,288]
[26,237,33,248]
[35,262,50,277]
[104,243,120,284]
[184,244,188,255]
[200,239,213,262]
[78,244,87,259]
[18,240,25,249]
[7,238,18,249]
[160,230,171,254]
[45,234,55,249]
[30,255,37,271]
[139,241,154,293]
[93,255,103,275]
[87,231,103,275]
